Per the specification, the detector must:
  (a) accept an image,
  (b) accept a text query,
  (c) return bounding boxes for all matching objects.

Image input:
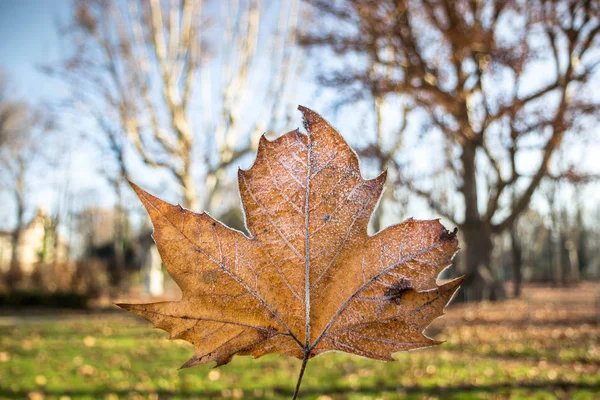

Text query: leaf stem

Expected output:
[292,352,309,400]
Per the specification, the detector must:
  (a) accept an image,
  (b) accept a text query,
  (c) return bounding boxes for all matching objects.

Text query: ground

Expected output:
[0,283,598,400]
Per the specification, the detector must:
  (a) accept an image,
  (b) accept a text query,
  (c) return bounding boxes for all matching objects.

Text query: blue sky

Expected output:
[0,0,71,101]
[0,0,73,229]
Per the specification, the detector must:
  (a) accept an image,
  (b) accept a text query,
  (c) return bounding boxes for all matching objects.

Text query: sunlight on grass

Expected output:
[1,284,598,399]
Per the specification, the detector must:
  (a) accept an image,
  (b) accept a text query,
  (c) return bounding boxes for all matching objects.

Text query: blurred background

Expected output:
[0,0,599,399]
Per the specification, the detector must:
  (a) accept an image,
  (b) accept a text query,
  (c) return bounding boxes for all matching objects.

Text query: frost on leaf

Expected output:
[118,106,462,369]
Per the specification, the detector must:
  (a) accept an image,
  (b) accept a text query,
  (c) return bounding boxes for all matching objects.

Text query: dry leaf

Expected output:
[118,106,462,387]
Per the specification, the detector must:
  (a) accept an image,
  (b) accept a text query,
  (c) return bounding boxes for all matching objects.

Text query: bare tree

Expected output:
[0,76,50,286]
[300,0,600,300]
[47,0,302,212]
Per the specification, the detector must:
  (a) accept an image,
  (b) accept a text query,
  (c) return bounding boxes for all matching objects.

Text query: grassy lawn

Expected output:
[0,283,598,399]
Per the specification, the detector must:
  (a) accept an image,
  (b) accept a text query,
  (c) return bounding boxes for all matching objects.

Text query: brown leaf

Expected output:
[118,106,462,369]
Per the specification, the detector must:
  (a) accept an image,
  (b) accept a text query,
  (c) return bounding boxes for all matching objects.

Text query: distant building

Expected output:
[0,208,68,274]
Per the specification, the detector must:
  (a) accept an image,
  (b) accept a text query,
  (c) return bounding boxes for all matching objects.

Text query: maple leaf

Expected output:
[118,106,462,397]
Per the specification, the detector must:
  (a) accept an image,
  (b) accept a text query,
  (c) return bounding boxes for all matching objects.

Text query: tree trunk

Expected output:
[371,203,383,234]
[459,222,506,302]
[112,183,126,287]
[181,171,199,211]
[370,175,388,234]
[550,228,563,286]
[7,184,25,288]
[576,208,587,276]
[7,229,23,288]
[511,225,523,298]
[566,237,580,284]
[559,230,568,286]
[457,142,505,302]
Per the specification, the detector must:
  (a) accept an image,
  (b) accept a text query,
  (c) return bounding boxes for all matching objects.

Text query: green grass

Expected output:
[1,284,599,399]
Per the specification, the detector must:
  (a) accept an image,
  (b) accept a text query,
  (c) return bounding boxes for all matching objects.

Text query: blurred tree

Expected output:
[545,176,596,286]
[300,0,600,300]
[46,0,302,291]
[47,0,301,211]
[514,208,550,282]
[0,76,51,286]
[74,206,135,288]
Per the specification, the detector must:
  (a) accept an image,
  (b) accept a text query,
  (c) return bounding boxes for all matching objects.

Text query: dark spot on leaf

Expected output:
[384,278,414,305]
[202,271,219,284]
[211,222,216,227]
[440,227,458,242]
[264,228,268,233]
[324,214,331,222]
